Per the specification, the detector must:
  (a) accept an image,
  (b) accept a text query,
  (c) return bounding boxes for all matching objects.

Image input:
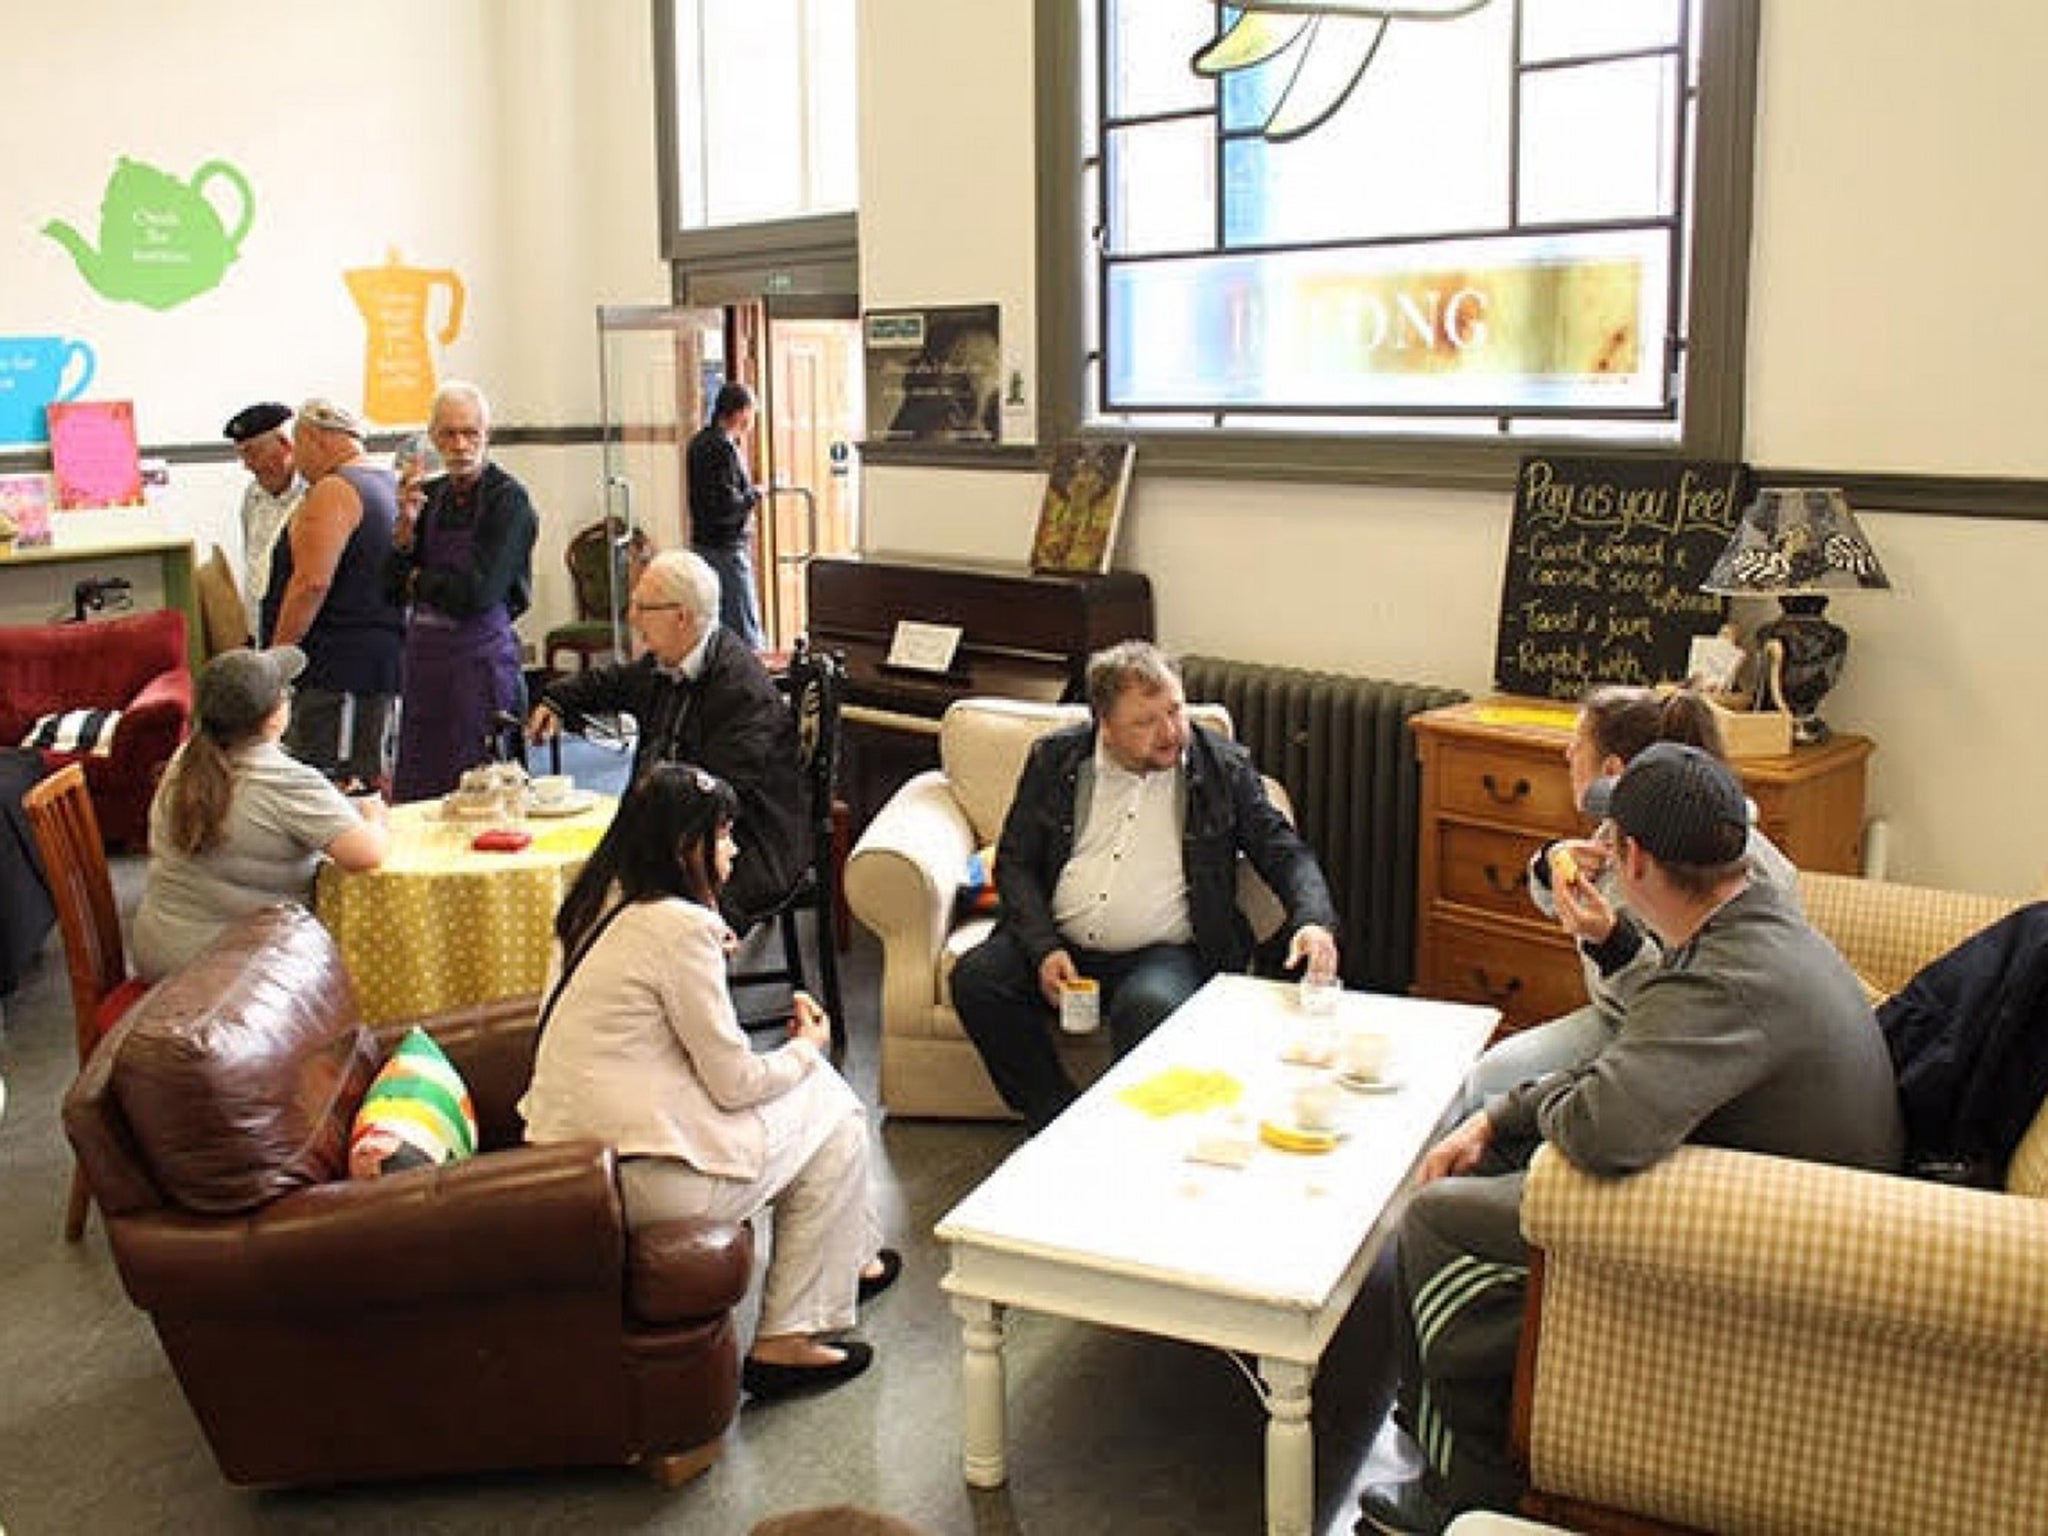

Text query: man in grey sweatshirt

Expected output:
[1359,743,1904,1536]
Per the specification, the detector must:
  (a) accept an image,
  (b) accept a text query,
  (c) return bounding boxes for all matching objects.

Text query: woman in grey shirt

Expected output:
[133,646,388,980]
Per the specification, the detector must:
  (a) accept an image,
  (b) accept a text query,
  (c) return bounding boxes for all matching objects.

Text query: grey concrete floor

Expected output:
[0,746,1410,1535]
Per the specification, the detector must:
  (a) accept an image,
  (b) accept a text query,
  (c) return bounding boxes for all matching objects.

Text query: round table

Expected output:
[314,795,615,1026]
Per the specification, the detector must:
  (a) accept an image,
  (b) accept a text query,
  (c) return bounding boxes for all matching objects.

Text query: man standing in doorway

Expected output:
[222,400,303,622]
[262,399,405,789]
[686,381,766,649]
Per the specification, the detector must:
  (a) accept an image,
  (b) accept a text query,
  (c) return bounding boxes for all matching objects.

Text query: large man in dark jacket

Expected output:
[528,549,800,930]
[951,641,1340,1129]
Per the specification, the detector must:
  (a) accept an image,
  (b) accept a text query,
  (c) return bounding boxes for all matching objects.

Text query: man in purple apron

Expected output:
[388,381,539,803]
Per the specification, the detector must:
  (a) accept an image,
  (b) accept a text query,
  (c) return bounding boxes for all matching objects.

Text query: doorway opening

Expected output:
[597,299,862,654]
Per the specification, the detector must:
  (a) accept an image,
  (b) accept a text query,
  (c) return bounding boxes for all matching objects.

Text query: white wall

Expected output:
[3,3,2040,896]
[0,0,665,651]
[853,1,2048,898]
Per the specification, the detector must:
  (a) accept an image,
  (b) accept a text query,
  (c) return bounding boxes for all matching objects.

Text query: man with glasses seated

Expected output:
[528,549,801,930]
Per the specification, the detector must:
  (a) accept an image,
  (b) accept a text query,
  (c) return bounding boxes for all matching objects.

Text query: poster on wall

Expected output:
[47,400,145,509]
[1494,455,1748,700]
[1030,441,1136,575]
[43,156,254,311]
[0,473,54,546]
[346,248,468,424]
[863,304,1001,444]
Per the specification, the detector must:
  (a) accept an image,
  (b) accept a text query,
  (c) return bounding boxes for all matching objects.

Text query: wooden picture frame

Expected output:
[1030,440,1135,575]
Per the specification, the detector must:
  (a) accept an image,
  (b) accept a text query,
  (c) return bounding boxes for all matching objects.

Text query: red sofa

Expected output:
[0,609,192,849]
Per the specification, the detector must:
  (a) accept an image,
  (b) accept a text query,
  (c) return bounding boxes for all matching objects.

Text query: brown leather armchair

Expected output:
[64,905,752,1490]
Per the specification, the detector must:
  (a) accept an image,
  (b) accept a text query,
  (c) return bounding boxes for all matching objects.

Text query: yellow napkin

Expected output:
[532,823,608,857]
[1117,1067,1244,1119]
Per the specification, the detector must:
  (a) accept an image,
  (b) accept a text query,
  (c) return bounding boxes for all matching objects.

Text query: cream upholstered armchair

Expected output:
[1514,870,2048,1536]
[843,697,1290,1119]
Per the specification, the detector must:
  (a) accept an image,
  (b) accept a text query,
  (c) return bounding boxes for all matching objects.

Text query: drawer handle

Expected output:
[1480,772,1532,805]
[1468,968,1525,1006]
[1481,862,1529,897]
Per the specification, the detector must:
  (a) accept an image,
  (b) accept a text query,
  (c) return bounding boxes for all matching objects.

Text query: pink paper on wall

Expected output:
[47,399,143,508]
[0,472,54,545]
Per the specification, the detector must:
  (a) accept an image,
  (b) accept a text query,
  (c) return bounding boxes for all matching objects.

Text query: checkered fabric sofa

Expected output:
[1514,870,2048,1536]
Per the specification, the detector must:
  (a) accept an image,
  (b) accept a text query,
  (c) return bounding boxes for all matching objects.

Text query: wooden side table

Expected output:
[1410,697,1873,1034]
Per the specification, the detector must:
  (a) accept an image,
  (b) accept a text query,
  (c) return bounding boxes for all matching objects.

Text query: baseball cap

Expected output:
[1581,741,1749,868]
[197,646,306,738]
[222,401,292,443]
[296,398,365,439]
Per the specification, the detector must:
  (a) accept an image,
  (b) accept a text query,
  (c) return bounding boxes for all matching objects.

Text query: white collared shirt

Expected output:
[660,621,718,682]
[1051,741,1192,954]
[240,474,305,602]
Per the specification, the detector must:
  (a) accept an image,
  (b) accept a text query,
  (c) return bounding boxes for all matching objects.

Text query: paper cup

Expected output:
[1058,978,1101,1035]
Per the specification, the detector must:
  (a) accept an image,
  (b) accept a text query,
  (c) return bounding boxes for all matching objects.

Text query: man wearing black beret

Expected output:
[223,401,303,615]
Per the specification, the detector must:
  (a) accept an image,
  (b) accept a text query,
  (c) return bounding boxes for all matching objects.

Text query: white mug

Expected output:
[1343,1029,1391,1083]
[531,774,575,805]
[1293,1080,1340,1132]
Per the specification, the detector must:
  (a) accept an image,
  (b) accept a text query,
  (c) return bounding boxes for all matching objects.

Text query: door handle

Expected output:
[764,483,819,568]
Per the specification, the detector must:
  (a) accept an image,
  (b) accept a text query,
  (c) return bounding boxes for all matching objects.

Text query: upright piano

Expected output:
[806,555,1154,822]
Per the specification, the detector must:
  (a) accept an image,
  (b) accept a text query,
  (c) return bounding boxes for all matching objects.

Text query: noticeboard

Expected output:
[1493,455,1749,700]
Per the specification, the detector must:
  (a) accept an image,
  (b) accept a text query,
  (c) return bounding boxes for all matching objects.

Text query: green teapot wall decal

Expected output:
[43,156,255,311]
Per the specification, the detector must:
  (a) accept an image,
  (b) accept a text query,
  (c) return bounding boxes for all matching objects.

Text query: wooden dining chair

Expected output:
[23,761,151,1241]
[731,639,848,1059]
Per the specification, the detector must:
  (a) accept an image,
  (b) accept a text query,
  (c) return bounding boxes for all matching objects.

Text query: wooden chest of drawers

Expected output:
[1410,698,1873,1034]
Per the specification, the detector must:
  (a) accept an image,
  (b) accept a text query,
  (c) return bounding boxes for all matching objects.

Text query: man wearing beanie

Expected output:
[1360,742,1903,1535]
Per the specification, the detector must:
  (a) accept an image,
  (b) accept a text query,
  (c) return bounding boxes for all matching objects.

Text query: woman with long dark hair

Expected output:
[1457,683,1799,1107]
[132,645,388,980]
[521,763,897,1399]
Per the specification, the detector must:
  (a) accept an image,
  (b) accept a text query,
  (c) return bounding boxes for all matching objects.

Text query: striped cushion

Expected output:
[21,707,121,757]
[348,1027,477,1179]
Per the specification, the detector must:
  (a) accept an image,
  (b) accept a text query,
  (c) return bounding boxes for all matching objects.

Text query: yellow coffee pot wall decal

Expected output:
[345,248,468,425]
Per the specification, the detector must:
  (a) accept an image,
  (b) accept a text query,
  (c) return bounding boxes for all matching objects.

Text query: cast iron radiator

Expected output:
[1180,656,1467,993]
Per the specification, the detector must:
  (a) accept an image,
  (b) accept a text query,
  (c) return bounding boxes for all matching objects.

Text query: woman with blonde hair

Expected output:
[132,646,387,980]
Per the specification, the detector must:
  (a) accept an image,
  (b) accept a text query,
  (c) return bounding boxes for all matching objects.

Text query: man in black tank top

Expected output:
[264,399,406,788]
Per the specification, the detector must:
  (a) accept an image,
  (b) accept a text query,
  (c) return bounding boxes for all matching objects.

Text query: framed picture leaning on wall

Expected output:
[1030,441,1135,575]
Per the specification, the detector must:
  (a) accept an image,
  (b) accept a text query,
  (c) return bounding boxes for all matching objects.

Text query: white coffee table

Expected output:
[937,974,1498,1536]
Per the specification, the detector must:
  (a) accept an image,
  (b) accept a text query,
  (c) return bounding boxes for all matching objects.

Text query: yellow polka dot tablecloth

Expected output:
[313,797,616,1026]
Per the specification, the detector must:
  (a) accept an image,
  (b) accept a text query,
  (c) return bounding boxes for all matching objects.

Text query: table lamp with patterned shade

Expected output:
[1702,487,1891,745]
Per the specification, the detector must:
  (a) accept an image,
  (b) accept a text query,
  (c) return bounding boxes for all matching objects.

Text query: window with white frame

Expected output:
[670,0,857,231]
[1083,0,1748,448]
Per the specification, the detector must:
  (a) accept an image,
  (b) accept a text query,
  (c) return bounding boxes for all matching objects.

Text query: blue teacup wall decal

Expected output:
[0,336,96,445]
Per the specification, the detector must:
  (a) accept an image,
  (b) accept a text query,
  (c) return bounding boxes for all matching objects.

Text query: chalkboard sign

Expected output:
[1494,456,1749,700]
